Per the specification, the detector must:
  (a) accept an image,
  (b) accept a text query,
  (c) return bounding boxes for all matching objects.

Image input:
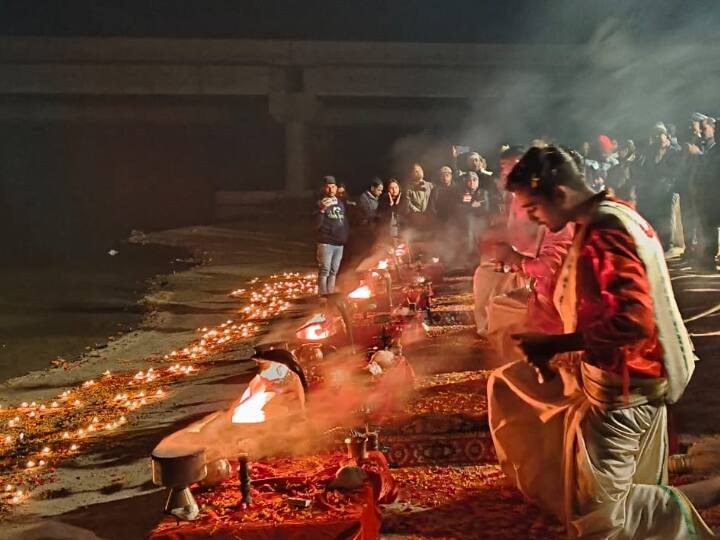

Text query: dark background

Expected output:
[0,0,707,44]
[1,0,719,255]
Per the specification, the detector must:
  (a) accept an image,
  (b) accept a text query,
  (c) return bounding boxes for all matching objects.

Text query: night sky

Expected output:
[0,0,711,44]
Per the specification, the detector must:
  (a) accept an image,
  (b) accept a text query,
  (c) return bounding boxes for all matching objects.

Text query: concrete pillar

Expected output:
[284,120,307,194]
[269,91,320,194]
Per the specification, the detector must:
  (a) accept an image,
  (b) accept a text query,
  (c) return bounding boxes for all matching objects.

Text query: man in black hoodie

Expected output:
[315,176,349,294]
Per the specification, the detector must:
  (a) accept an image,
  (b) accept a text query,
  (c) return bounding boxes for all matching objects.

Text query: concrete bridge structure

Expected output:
[0,37,587,195]
[3,35,713,239]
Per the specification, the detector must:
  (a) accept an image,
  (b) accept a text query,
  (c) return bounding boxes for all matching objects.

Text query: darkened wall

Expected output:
[0,97,284,258]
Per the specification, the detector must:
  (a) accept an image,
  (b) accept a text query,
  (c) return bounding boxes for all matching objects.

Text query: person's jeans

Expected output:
[317,243,344,294]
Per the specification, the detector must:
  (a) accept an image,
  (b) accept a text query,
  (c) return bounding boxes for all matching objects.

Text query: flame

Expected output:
[231,379,276,424]
[377,259,389,270]
[296,323,331,341]
[348,284,373,300]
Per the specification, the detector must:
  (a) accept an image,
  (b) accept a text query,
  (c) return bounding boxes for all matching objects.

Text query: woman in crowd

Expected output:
[377,178,409,241]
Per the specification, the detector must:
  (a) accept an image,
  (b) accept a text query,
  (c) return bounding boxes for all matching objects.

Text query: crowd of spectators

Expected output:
[313,112,720,295]
[578,113,718,268]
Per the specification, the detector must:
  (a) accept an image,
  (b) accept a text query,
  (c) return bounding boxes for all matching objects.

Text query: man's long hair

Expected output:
[506,145,585,196]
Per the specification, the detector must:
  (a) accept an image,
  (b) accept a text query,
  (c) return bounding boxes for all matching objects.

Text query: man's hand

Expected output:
[512,332,559,359]
[687,143,702,155]
[512,332,559,382]
[494,242,524,266]
[320,197,336,211]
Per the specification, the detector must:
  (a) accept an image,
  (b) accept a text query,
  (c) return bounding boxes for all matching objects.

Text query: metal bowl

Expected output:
[151,445,207,520]
[151,445,207,488]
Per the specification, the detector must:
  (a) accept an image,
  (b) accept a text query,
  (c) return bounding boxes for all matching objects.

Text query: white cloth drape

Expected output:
[488,360,715,539]
[486,287,530,364]
[488,199,712,539]
[472,262,527,334]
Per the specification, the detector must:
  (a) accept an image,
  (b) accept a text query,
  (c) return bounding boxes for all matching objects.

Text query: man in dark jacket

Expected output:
[429,166,459,221]
[429,165,461,265]
[678,113,709,256]
[459,171,490,259]
[694,117,719,270]
[357,178,384,226]
[405,163,434,232]
[638,122,682,251]
[316,176,349,294]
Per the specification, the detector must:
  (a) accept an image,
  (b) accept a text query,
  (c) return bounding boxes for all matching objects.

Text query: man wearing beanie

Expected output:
[315,176,349,295]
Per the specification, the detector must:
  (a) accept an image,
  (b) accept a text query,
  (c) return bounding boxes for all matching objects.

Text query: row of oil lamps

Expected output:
[0,272,317,508]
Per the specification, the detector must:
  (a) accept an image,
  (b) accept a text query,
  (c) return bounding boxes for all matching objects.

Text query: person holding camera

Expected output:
[315,176,349,295]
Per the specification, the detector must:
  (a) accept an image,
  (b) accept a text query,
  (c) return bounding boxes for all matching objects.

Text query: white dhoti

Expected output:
[486,286,529,365]
[489,359,715,539]
[489,199,713,537]
[472,262,528,334]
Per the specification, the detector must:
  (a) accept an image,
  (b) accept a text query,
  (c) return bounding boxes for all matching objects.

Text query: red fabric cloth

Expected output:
[363,451,399,505]
[575,201,664,378]
[149,453,394,540]
[150,519,363,540]
[524,224,574,334]
[354,484,381,540]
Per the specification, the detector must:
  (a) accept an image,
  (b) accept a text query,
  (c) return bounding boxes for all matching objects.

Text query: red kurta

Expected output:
[575,199,665,379]
[524,224,574,334]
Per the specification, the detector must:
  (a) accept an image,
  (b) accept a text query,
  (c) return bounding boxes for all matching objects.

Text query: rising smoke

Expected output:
[388,1,720,175]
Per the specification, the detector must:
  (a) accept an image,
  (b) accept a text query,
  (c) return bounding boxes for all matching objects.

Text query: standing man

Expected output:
[694,116,719,270]
[639,122,682,253]
[354,177,384,261]
[688,112,708,149]
[404,163,434,231]
[315,176,349,295]
[488,145,715,539]
[429,165,459,223]
[357,177,384,227]
[429,165,461,265]
[460,151,496,196]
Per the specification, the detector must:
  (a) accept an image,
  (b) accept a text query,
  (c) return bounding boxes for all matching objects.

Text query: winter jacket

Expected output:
[316,198,349,245]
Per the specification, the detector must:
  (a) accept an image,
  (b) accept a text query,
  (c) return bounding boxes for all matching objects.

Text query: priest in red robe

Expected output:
[487,145,716,539]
